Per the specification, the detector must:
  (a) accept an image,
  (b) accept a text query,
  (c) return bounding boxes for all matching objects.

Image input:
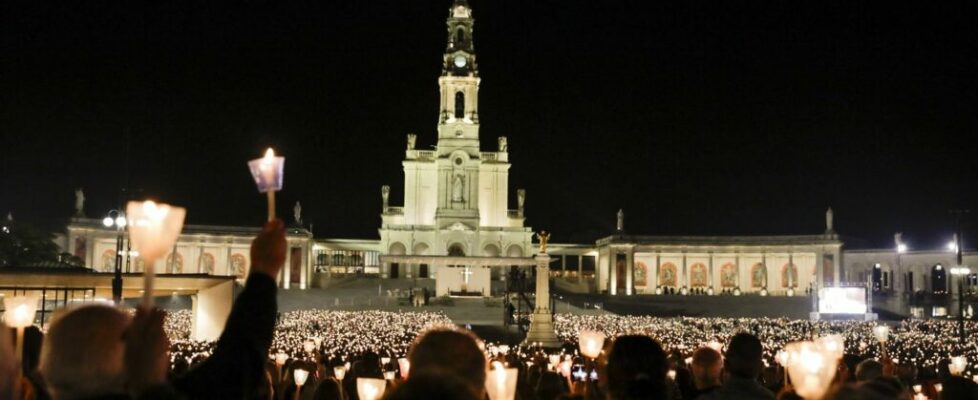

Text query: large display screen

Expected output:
[818,287,867,314]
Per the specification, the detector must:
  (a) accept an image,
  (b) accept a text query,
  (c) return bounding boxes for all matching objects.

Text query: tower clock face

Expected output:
[454,55,467,68]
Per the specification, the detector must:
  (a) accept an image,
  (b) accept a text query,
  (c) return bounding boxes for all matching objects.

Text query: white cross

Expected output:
[460,267,473,284]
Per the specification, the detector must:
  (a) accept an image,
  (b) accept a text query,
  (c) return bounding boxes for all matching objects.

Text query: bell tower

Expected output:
[437,0,480,157]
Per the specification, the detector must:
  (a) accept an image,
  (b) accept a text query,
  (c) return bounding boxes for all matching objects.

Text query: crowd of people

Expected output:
[3,220,978,399]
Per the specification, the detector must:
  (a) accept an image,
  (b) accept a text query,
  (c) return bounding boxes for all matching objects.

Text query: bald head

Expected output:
[408,328,486,397]
[40,305,130,400]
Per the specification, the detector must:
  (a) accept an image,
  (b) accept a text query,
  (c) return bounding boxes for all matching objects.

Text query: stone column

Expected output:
[577,255,583,280]
[625,250,634,295]
[523,253,561,347]
[609,248,618,295]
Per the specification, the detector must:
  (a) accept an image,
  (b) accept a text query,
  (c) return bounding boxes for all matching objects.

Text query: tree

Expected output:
[0,221,61,267]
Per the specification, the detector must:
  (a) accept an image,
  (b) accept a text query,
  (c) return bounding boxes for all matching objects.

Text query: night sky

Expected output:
[2,0,976,249]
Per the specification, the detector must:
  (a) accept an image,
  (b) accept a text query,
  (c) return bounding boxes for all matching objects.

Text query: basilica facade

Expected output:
[376,0,533,280]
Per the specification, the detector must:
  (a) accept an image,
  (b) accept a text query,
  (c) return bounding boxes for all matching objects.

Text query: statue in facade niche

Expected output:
[381,185,390,212]
[616,209,624,232]
[517,189,526,216]
[498,136,508,152]
[74,188,85,217]
[407,133,417,150]
[293,201,302,224]
[452,174,465,202]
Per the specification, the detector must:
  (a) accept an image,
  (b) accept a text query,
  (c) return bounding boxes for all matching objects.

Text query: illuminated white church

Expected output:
[376,0,533,279]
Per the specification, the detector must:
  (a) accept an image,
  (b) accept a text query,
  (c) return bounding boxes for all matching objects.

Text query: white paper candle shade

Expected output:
[381,357,391,366]
[578,330,605,359]
[275,352,289,367]
[313,337,323,348]
[303,340,315,354]
[333,366,346,381]
[485,366,518,400]
[383,371,396,380]
[817,335,845,360]
[357,377,386,400]
[126,201,186,263]
[248,148,285,193]
[397,358,410,379]
[872,326,890,343]
[785,341,838,400]
[548,354,560,367]
[950,356,968,376]
[3,296,39,328]
[293,369,309,386]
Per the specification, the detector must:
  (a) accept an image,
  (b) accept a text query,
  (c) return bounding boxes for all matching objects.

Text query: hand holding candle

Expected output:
[126,200,186,308]
[248,148,285,221]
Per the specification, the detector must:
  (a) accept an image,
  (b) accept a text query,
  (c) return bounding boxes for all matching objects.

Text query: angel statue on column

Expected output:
[535,231,550,254]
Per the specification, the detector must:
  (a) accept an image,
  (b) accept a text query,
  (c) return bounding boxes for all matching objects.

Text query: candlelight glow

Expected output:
[949,356,968,376]
[3,296,39,328]
[293,369,309,386]
[357,378,386,400]
[398,358,410,379]
[275,352,288,367]
[872,325,890,343]
[248,148,286,194]
[578,330,605,359]
[485,362,518,400]
[334,366,347,381]
[785,340,838,400]
[126,200,186,263]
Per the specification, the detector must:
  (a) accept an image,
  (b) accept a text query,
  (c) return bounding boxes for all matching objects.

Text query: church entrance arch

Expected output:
[448,243,466,257]
[389,242,407,279]
[413,243,430,278]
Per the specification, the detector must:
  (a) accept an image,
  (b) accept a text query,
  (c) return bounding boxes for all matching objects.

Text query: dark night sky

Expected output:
[2,0,977,249]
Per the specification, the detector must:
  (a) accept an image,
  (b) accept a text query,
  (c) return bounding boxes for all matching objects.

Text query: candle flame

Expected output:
[264,148,275,159]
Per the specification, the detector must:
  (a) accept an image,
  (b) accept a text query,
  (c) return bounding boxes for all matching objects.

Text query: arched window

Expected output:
[782,264,798,288]
[456,28,465,45]
[455,91,465,119]
[750,263,766,288]
[659,263,677,287]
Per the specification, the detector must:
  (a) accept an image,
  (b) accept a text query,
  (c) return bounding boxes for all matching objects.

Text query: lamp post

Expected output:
[950,209,969,344]
[103,210,128,305]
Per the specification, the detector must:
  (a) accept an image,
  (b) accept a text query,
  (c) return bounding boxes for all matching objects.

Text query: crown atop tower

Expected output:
[444,0,477,77]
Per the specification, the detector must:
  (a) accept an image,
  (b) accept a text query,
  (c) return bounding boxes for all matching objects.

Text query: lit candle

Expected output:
[398,358,410,379]
[949,356,968,376]
[333,366,346,380]
[578,330,605,359]
[126,200,186,308]
[3,295,39,368]
[294,369,309,386]
[485,362,518,400]
[817,335,845,360]
[785,340,838,400]
[247,148,286,221]
[667,370,676,380]
[357,378,386,400]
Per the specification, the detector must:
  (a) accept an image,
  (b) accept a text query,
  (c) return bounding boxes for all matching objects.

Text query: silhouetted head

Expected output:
[724,333,763,379]
[407,328,486,398]
[605,335,668,400]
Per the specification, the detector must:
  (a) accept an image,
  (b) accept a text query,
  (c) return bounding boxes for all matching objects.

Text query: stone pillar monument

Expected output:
[523,231,561,348]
